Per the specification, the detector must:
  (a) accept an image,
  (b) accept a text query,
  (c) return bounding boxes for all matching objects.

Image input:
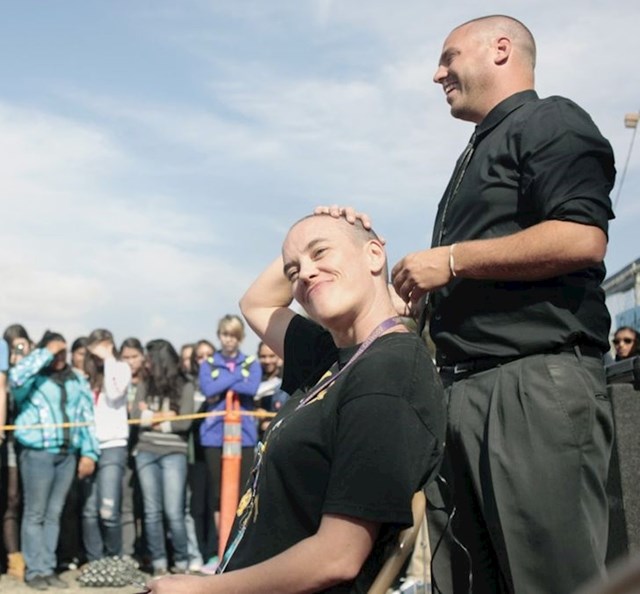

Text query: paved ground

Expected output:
[0,569,145,593]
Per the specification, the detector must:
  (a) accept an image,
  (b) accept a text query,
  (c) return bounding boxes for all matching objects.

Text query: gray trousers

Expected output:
[428,350,613,594]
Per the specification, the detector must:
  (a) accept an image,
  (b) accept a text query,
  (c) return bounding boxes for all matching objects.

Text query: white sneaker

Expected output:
[188,559,203,573]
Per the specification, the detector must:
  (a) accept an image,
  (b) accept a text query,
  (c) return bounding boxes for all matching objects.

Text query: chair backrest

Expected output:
[368,491,427,594]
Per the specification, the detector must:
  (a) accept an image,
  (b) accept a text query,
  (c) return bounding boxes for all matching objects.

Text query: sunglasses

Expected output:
[613,338,634,345]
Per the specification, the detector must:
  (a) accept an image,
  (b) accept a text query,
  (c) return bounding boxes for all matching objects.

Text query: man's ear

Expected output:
[494,36,511,66]
[366,239,387,275]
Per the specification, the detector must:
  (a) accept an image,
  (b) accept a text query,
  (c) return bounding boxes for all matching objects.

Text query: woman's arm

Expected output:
[129,380,147,422]
[160,381,196,434]
[8,347,56,404]
[230,356,262,398]
[198,358,241,399]
[239,256,297,360]
[76,385,100,466]
[102,357,132,402]
[147,513,380,594]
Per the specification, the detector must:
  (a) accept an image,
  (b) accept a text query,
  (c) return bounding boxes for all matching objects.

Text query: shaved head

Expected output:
[458,15,536,69]
[284,213,389,285]
[290,213,382,247]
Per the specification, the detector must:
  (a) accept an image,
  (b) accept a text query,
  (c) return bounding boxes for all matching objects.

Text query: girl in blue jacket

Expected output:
[9,330,99,590]
[198,315,260,566]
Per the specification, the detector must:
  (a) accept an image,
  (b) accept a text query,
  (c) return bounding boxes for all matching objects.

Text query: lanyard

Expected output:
[296,316,404,409]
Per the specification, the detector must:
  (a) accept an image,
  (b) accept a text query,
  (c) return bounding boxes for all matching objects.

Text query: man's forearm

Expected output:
[392,220,608,303]
[453,220,607,281]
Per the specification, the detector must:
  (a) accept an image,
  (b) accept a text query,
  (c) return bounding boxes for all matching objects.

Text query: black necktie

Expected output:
[434,131,477,247]
[417,131,477,333]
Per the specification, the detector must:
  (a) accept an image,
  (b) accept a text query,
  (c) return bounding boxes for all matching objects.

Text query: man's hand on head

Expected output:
[313,205,385,243]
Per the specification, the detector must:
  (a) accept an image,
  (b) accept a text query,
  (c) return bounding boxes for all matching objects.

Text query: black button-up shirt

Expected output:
[430,90,616,365]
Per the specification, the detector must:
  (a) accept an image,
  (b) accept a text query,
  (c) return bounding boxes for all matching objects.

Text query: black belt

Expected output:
[439,344,603,378]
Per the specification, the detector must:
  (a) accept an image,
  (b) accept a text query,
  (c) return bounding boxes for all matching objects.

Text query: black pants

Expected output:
[189,459,216,560]
[203,447,255,512]
[428,351,613,594]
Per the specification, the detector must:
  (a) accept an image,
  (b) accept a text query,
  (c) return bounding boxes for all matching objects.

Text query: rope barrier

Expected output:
[0,408,277,433]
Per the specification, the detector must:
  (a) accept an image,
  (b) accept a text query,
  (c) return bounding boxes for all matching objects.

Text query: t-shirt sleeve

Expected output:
[322,393,434,528]
[521,97,615,232]
[282,315,337,394]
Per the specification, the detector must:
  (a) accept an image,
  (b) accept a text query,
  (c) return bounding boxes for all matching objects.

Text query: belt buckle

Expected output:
[453,363,470,375]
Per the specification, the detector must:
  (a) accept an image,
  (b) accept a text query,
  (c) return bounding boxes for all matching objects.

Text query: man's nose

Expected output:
[433,64,447,84]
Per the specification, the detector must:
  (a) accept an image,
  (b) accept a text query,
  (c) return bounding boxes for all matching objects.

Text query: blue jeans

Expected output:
[81,445,127,560]
[135,450,188,570]
[20,448,77,580]
[185,480,203,566]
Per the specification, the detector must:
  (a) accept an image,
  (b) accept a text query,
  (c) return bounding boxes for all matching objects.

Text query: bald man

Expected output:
[146,213,445,594]
[388,14,616,594]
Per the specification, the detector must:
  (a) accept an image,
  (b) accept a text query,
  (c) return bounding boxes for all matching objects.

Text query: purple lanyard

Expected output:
[296,316,404,410]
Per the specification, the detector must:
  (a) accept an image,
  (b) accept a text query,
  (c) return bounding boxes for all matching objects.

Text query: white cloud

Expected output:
[0,102,251,348]
[2,0,639,350]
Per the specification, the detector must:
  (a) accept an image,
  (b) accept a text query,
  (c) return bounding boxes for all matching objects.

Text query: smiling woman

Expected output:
[142,212,446,594]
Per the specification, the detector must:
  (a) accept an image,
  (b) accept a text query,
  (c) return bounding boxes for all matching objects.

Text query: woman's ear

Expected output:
[366,239,387,275]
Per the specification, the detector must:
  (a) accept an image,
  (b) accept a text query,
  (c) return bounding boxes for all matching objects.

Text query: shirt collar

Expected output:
[475,89,538,140]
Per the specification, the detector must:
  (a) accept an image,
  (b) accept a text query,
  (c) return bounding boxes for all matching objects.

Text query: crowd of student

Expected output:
[0,316,287,590]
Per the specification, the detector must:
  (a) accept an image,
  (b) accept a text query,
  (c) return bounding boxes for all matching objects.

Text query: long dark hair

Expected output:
[189,339,216,375]
[145,339,185,412]
[71,336,89,354]
[119,337,148,382]
[120,337,144,354]
[85,329,118,392]
[3,323,31,345]
[36,330,65,350]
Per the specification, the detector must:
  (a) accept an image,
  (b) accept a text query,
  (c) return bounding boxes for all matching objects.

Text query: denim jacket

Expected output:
[9,348,100,460]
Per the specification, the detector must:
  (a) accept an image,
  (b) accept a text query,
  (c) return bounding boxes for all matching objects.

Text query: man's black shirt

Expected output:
[430,90,616,365]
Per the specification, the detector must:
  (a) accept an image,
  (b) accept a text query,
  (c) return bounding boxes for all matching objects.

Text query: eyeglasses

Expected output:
[613,338,634,345]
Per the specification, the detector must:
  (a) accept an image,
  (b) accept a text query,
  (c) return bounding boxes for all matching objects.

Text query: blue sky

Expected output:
[1,1,639,354]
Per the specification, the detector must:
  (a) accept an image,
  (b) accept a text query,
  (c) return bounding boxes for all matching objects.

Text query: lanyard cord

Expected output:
[418,132,477,333]
[296,316,405,410]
